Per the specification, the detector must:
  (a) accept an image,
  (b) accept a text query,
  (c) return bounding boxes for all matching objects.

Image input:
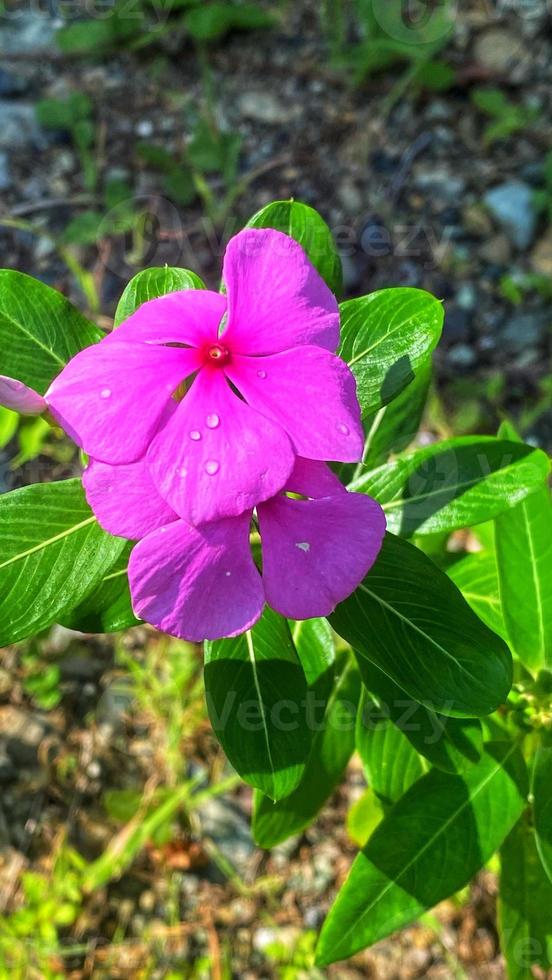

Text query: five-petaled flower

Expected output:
[84,454,386,641]
[45,229,364,526]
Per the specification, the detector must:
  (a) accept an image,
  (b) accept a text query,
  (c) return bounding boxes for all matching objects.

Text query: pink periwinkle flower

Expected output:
[84,454,386,641]
[0,376,46,415]
[45,229,364,526]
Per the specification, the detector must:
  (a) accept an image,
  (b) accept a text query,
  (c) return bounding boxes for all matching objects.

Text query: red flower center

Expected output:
[204,343,231,367]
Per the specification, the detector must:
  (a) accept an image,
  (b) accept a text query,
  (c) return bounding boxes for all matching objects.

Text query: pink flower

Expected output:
[0,376,46,415]
[84,454,386,642]
[46,229,363,526]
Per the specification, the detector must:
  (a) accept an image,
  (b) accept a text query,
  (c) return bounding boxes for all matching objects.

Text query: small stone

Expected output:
[0,13,56,55]
[135,119,154,138]
[0,68,28,97]
[499,312,550,353]
[0,102,43,150]
[531,231,552,278]
[197,796,255,878]
[337,178,363,213]
[479,233,512,266]
[413,169,466,202]
[0,152,11,192]
[463,204,493,238]
[483,181,538,250]
[237,91,298,125]
[448,343,477,369]
[456,284,477,311]
[0,707,51,767]
[473,28,529,76]
[443,309,471,344]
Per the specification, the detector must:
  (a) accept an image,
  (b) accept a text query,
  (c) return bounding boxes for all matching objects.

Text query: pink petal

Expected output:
[226,346,363,463]
[285,457,347,498]
[129,513,264,641]
[107,289,226,347]
[221,228,340,355]
[258,493,386,619]
[83,457,178,539]
[0,376,46,415]
[147,367,295,526]
[46,341,200,464]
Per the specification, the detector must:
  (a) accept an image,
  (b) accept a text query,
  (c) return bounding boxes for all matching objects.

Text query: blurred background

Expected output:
[0,1,551,977]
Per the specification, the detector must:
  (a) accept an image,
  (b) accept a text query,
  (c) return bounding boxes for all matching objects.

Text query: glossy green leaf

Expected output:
[347,787,383,848]
[0,406,18,450]
[316,743,528,965]
[356,660,482,775]
[351,437,550,537]
[291,617,335,690]
[356,687,425,807]
[60,545,139,633]
[246,200,343,296]
[330,533,512,719]
[0,271,103,394]
[114,266,206,326]
[252,653,360,846]
[447,550,506,640]
[204,609,311,801]
[0,479,125,645]
[338,288,443,418]
[532,745,552,885]
[499,813,552,979]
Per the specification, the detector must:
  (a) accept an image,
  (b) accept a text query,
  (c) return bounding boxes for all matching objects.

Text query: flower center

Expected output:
[205,343,231,367]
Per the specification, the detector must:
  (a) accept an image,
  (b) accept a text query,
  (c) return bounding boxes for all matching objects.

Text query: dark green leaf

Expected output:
[0,480,125,645]
[246,200,343,297]
[356,687,425,807]
[351,437,550,537]
[204,609,311,801]
[183,2,274,42]
[499,813,552,979]
[252,652,360,846]
[356,660,482,775]
[532,745,552,885]
[338,288,443,418]
[447,550,506,640]
[316,743,528,965]
[330,533,513,718]
[290,616,335,690]
[60,544,139,633]
[114,267,205,326]
[0,271,103,394]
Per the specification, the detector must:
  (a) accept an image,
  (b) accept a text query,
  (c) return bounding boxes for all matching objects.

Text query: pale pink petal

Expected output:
[285,457,347,498]
[46,341,200,464]
[226,346,363,463]
[107,289,226,348]
[221,228,340,355]
[147,368,295,526]
[83,457,178,539]
[129,513,264,641]
[0,376,46,415]
[258,493,386,619]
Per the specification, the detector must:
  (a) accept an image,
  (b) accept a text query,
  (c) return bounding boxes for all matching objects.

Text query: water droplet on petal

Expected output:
[206,413,220,429]
[205,459,220,476]
[295,541,310,553]
[225,570,232,577]
[100,387,112,399]
[190,430,202,441]
[337,422,350,435]
[179,466,187,478]
[257,369,267,379]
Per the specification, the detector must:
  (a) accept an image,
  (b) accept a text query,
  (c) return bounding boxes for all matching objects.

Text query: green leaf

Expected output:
[183,2,274,42]
[0,479,125,645]
[291,616,335,689]
[495,485,552,671]
[114,267,205,326]
[447,550,506,640]
[347,787,383,848]
[204,609,311,801]
[252,652,360,847]
[0,271,103,394]
[246,200,343,297]
[338,288,443,418]
[330,533,513,718]
[499,813,552,979]
[351,437,550,537]
[35,93,92,129]
[316,743,528,965]
[60,545,139,633]
[532,745,552,885]
[356,660,482,775]
[356,687,425,807]
[0,406,18,450]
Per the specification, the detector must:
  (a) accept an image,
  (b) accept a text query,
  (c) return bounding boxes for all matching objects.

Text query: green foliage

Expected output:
[499,813,552,979]
[36,93,97,191]
[114,266,206,326]
[471,88,539,145]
